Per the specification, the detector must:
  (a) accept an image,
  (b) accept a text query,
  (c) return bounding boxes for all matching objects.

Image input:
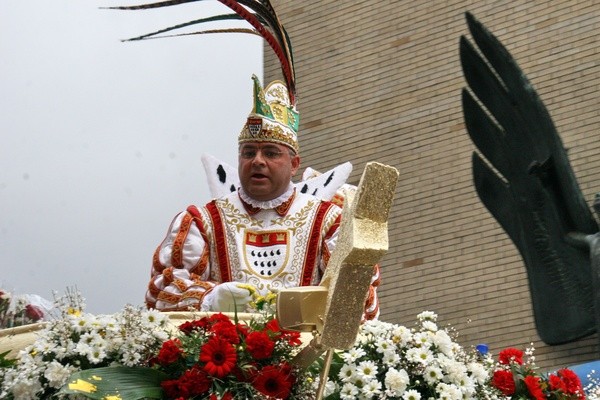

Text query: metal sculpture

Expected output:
[460,12,599,345]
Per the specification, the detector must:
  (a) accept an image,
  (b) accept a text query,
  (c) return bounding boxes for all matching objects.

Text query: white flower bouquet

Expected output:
[323,311,495,400]
[0,290,171,399]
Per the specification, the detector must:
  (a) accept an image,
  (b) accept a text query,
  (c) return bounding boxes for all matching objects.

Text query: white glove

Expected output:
[203,282,254,312]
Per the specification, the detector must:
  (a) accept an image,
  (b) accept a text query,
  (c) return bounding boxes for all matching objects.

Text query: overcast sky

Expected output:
[0,1,263,314]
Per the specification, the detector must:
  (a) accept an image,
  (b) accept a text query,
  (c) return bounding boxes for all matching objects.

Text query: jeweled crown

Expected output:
[238,75,300,153]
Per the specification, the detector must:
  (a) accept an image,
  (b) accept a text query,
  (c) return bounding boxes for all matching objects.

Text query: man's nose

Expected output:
[252,150,266,165]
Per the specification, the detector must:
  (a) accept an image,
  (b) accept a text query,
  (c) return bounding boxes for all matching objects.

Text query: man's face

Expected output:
[238,142,300,201]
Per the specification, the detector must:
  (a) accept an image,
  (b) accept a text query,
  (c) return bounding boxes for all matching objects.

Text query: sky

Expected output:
[0,1,263,314]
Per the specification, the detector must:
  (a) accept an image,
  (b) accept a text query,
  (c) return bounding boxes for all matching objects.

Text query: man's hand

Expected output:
[204,282,254,312]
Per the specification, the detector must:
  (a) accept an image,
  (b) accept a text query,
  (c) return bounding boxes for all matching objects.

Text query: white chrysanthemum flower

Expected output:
[384,367,410,396]
[342,347,366,363]
[339,363,358,383]
[417,311,437,322]
[340,382,360,399]
[44,360,75,388]
[442,358,469,386]
[120,350,143,367]
[413,331,435,347]
[361,378,383,399]
[83,345,108,365]
[7,373,44,400]
[467,361,489,384]
[421,320,438,332]
[356,360,378,380]
[436,382,463,400]
[424,365,444,384]
[402,388,422,400]
[406,346,434,365]
[375,337,395,354]
[391,325,413,346]
[433,329,454,356]
[323,379,338,398]
[70,313,94,333]
[382,348,401,366]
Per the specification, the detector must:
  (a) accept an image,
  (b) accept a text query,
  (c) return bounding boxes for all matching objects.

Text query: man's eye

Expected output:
[242,150,257,158]
[265,151,279,158]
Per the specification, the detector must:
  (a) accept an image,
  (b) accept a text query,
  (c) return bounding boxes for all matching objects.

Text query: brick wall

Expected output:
[264,1,600,369]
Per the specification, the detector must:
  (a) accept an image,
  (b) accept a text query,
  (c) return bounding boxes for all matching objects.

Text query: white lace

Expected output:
[238,183,295,209]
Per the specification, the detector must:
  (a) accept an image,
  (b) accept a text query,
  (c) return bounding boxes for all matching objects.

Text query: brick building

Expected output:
[263,1,600,369]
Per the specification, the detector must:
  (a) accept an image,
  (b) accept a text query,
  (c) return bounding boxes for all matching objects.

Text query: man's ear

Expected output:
[291,154,301,175]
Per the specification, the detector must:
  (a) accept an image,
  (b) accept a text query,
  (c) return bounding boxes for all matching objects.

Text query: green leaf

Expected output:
[59,366,168,400]
[0,350,17,368]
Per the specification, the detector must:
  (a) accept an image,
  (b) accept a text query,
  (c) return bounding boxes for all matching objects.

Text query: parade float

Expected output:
[2,1,599,399]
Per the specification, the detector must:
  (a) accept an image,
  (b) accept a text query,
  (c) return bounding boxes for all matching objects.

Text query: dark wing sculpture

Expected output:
[459,12,599,345]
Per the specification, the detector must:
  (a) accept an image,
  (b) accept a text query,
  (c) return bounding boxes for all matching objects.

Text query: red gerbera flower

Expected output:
[524,375,545,400]
[252,364,294,399]
[199,337,237,378]
[498,348,524,365]
[246,331,275,359]
[492,369,516,395]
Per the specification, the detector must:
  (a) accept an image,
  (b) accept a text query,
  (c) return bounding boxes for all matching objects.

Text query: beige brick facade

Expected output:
[264,1,600,369]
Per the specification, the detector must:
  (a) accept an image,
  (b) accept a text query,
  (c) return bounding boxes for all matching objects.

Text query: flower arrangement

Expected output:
[58,312,316,399]
[0,289,171,399]
[489,346,585,400]
[322,311,492,400]
[145,311,314,399]
[2,288,597,400]
[0,289,51,329]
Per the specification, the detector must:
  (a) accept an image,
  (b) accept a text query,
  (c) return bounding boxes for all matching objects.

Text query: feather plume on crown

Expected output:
[107,0,299,151]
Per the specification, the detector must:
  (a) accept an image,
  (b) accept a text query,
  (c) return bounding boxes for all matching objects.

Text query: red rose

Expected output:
[245,331,275,359]
[492,369,516,395]
[498,348,524,365]
[199,337,237,378]
[25,304,44,321]
[252,364,294,399]
[524,375,545,400]
[157,339,182,365]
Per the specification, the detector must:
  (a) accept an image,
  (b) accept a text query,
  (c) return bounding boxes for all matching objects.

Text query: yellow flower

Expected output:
[236,284,258,297]
[67,307,82,317]
[104,396,122,400]
[68,379,97,393]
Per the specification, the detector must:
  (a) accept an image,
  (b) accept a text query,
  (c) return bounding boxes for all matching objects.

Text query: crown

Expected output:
[238,75,300,154]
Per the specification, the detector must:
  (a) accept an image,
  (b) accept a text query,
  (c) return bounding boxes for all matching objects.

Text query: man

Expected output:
[145,76,380,319]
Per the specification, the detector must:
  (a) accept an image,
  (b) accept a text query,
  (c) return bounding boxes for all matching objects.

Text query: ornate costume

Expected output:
[146,184,381,319]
